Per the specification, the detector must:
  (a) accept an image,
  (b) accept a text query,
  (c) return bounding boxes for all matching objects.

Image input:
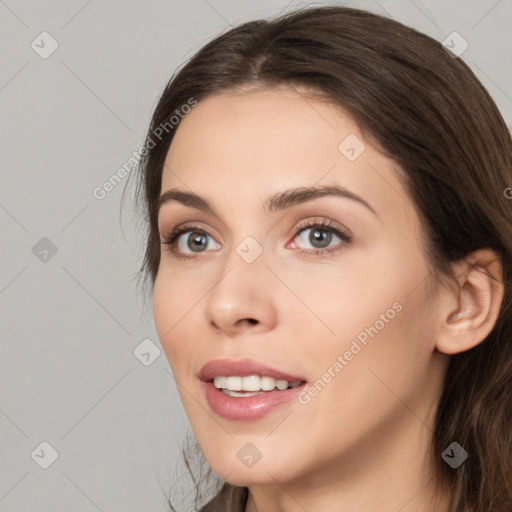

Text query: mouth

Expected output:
[199,358,308,421]
[211,375,305,397]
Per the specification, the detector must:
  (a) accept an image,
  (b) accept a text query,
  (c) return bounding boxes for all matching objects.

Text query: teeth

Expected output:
[260,376,275,391]
[276,379,288,390]
[241,375,261,391]
[221,389,262,397]
[213,375,303,392]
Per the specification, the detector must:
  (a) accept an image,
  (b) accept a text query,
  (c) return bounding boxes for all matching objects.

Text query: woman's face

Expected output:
[153,86,449,487]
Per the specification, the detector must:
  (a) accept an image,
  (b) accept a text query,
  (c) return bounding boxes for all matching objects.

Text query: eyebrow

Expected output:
[157,185,378,218]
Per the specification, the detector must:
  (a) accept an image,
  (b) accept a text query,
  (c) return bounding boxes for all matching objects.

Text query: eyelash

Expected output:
[160,218,352,261]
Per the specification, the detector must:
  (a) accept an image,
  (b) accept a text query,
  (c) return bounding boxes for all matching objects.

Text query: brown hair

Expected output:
[130,5,512,511]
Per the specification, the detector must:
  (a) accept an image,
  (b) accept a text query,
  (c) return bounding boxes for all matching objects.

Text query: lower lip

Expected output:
[203,381,306,421]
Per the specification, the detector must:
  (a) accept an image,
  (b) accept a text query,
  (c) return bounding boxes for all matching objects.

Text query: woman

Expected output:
[131,5,512,511]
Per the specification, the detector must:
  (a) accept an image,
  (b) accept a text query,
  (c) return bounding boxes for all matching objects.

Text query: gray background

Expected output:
[1,0,511,511]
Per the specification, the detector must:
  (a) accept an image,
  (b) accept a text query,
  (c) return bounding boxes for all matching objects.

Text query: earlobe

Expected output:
[436,249,504,355]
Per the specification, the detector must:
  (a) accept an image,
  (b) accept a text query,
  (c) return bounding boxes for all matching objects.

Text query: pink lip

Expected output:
[199,359,307,421]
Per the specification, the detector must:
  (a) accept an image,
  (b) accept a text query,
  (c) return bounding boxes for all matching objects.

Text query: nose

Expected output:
[204,251,278,337]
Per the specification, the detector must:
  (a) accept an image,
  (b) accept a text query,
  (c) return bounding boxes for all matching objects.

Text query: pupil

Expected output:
[188,232,207,251]
[311,229,331,248]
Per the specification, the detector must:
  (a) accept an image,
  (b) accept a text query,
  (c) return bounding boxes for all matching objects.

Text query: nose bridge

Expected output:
[203,234,277,333]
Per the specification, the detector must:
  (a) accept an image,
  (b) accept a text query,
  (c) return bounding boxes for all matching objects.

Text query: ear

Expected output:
[436,248,504,355]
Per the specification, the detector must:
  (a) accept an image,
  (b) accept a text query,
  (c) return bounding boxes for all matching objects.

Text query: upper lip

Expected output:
[199,359,307,383]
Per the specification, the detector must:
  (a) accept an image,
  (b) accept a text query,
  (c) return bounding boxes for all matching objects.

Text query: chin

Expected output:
[203,448,300,487]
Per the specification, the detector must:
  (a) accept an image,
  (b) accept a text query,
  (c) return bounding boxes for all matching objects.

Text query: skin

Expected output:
[153,85,503,512]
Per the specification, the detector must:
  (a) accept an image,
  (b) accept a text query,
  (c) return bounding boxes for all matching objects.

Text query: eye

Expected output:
[160,225,220,259]
[160,218,352,260]
[290,218,352,256]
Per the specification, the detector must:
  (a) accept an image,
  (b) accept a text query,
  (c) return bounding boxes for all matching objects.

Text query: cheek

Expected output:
[152,271,199,374]
[282,284,438,469]
[283,240,435,393]
[316,269,436,417]
[272,245,417,344]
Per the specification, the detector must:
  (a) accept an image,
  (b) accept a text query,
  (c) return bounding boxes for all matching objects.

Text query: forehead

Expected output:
[164,86,357,175]
[160,87,412,223]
